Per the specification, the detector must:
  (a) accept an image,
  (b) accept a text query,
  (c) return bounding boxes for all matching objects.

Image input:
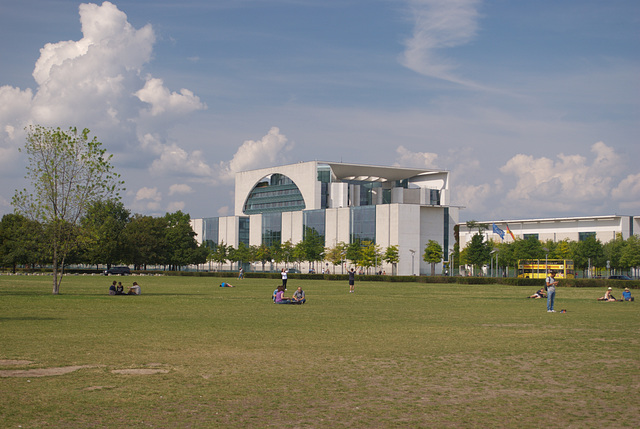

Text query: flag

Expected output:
[505,223,516,241]
[492,223,505,240]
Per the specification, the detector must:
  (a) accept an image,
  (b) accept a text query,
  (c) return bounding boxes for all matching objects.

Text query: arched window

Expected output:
[243,173,306,214]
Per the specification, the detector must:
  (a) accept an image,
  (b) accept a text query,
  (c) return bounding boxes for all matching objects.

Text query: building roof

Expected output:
[321,161,446,183]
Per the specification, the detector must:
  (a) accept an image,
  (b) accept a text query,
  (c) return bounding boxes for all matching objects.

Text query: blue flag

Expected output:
[492,223,505,240]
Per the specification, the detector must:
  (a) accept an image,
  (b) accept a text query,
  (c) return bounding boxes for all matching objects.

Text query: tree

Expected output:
[12,125,123,294]
[81,200,130,269]
[465,234,490,275]
[383,245,399,275]
[345,240,362,268]
[620,235,640,273]
[325,242,348,274]
[574,236,605,277]
[163,211,206,270]
[360,240,382,274]
[0,214,45,272]
[423,240,443,276]
[122,214,166,269]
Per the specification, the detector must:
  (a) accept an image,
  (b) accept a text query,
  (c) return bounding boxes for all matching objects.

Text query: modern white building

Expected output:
[459,215,639,249]
[191,161,460,275]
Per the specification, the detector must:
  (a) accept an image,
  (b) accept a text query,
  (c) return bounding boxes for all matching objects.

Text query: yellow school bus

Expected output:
[517,259,575,279]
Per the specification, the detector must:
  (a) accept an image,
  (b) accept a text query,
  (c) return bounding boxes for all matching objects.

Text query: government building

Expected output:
[191,161,459,275]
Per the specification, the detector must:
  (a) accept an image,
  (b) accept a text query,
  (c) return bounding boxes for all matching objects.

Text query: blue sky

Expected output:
[1,0,638,222]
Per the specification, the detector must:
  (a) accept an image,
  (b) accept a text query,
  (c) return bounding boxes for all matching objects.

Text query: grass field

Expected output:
[1,275,638,428]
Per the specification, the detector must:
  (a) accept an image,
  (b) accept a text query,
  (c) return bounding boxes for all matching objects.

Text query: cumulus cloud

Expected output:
[394,145,439,168]
[401,0,482,86]
[217,127,293,183]
[134,186,162,211]
[0,1,206,181]
[136,77,206,117]
[612,173,640,210]
[150,145,213,177]
[168,184,194,196]
[167,201,186,212]
[497,142,624,216]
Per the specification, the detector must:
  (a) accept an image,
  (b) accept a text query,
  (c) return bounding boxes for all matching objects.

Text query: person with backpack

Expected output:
[546,270,558,312]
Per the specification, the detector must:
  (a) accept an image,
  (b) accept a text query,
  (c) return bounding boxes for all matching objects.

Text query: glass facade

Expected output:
[303,210,326,244]
[443,208,449,261]
[524,233,539,240]
[262,212,282,247]
[238,217,250,246]
[350,206,376,243]
[243,174,305,214]
[202,217,219,249]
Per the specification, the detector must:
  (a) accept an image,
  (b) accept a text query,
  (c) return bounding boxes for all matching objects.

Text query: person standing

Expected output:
[238,267,244,279]
[546,270,558,312]
[281,268,288,290]
[348,268,356,293]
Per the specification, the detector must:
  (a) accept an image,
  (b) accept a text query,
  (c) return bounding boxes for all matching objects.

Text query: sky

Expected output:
[1,0,638,223]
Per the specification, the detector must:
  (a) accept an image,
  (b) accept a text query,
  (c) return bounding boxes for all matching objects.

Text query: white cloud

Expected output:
[135,187,161,202]
[167,201,185,212]
[394,145,439,168]
[497,142,625,216]
[168,184,194,196]
[136,77,206,117]
[401,0,482,86]
[217,206,230,216]
[217,127,293,183]
[612,173,640,210]
[150,145,213,177]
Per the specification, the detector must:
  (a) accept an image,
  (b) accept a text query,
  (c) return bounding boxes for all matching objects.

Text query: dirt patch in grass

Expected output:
[0,365,98,377]
[111,368,169,375]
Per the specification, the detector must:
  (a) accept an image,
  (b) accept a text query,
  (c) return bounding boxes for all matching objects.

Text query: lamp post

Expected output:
[490,249,498,277]
[409,249,416,276]
[542,247,549,276]
[449,248,454,276]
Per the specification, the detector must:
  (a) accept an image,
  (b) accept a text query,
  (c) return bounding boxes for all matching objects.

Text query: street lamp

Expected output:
[490,249,498,277]
[449,248,454,276]
[409,249,416,276]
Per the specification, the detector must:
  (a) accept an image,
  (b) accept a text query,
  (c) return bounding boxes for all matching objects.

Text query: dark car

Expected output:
[104,266,131,276]
[608,275,632,280]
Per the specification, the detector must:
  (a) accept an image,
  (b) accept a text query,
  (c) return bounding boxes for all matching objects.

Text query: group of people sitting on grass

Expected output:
[597,287,634,302]
[272,285,306,304]
[108,281,141,295]
[528,285,634,302]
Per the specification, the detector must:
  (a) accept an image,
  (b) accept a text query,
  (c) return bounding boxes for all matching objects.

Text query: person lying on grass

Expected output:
[528,288,546,299]
[219,282,234,287]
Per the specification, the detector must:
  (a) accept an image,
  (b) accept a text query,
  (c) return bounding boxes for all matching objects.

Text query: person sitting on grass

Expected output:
[597,287,616,301]
[108,281,117,295]
[622,287,634,301]
[528,288,546,299]
[272,287,278,302]
[292,286,306,304]
[116,281,125,295]
[219,282,234,287]
[127,282,141,295]
[274,285,291,304]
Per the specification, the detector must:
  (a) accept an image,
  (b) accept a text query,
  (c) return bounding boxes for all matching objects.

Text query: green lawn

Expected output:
[1,275,638,428]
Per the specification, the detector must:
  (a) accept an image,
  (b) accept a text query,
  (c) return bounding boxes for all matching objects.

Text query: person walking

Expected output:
[546,270,558,312]
[348,268,356,293]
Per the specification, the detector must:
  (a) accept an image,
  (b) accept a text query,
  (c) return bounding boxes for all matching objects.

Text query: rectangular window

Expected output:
[262,212,282,247]
[350,206,376,243]
[579,232,596,241]
[303,210,326,245]
[430,189,440,205]
[238,217,250,246]
[523,233,539,240]
[202,217,219,249]
[443,208,449,261]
